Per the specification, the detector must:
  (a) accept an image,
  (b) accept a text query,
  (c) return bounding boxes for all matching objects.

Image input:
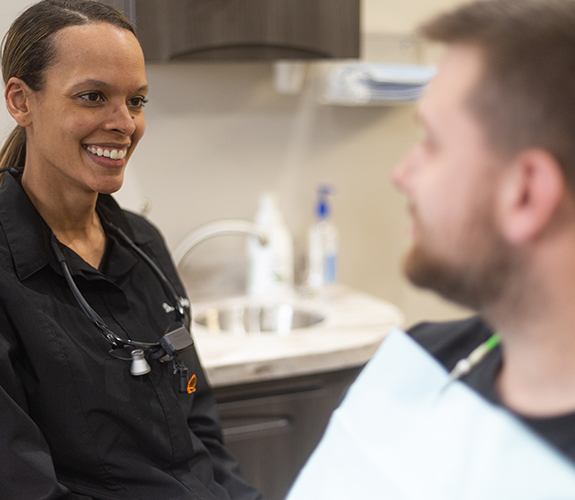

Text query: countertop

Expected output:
[191,286,404,387]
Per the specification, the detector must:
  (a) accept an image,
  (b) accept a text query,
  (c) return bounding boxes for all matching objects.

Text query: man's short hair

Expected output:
[420,0,575,186]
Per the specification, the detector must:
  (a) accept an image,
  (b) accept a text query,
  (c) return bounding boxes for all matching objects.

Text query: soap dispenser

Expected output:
[247,192,294,298]
[307,186,338,291]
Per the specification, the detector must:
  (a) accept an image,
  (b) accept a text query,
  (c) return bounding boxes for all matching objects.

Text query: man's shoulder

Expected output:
[407,316,494,372]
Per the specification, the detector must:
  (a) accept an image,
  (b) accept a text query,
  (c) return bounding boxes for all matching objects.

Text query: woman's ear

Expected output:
[497,149,565,245]
[5,76,33,127]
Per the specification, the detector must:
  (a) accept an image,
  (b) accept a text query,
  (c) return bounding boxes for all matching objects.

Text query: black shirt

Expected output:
[409,316,575,463]
[0,172,262,500]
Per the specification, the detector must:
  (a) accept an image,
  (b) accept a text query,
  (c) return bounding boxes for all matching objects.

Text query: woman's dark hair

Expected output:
[0,0,136,170]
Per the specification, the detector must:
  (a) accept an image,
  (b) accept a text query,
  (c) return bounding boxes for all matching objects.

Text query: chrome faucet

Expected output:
[173,219,268,270]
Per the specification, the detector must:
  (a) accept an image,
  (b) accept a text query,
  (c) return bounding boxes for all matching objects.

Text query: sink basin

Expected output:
[193,303,325,335]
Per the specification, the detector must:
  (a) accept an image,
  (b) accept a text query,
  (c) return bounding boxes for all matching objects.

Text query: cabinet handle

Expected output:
[169,43,329,61]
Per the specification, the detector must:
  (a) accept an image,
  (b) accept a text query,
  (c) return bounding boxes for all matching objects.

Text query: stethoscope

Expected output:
[1,166,195,387]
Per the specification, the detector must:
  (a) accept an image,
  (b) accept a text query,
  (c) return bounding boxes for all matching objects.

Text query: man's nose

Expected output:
[392,147,417,192]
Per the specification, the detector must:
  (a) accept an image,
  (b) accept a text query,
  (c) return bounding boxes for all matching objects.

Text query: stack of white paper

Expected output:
[323,63,436,105]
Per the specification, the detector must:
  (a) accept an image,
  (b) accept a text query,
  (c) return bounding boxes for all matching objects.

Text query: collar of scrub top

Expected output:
[0,166,152,280]
[50,216,192,363]
[0,167,57,280]
[0,166,192,362]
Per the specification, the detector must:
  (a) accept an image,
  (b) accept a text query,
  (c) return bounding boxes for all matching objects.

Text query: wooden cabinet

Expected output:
[101,0,360,61]
[214,366,362,500]
[100,0,136,23]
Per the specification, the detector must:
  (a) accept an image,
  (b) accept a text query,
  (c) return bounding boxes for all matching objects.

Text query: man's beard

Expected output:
[403,218,516,311]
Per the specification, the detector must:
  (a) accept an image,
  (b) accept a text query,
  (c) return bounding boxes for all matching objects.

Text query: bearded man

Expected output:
[288,1,575,498]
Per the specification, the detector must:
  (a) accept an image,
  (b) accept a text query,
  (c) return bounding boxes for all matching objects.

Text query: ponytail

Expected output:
[0,125,26,172]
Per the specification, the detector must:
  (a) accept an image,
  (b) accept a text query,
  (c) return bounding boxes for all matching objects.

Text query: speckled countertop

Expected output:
[190,286,404,388]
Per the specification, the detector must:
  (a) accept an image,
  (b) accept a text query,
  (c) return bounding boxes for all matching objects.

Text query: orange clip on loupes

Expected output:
[186,373,197,394]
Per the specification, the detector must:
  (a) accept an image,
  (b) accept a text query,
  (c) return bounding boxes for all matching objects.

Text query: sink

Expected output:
[193,302,325,335]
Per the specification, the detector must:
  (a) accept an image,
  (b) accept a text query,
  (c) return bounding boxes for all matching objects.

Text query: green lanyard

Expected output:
[448,334,501,381]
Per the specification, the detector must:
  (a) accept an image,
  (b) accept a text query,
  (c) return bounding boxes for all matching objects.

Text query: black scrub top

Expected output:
[0,172,262,500]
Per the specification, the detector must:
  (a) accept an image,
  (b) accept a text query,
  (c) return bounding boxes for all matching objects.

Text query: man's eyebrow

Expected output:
[69,79,149,93]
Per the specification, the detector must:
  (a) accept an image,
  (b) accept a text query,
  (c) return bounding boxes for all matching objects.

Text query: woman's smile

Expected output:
[82,143,130,169]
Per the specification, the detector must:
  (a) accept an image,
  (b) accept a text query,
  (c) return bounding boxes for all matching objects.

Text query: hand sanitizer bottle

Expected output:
[307,186,338,291]
[247,192,294,298]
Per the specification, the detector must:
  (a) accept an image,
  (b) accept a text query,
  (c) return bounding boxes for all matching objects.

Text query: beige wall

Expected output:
[363,0,466,34]
[0,0,471,327]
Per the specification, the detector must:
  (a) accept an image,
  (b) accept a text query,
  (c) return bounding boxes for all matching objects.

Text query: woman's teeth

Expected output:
[85,145,127,160]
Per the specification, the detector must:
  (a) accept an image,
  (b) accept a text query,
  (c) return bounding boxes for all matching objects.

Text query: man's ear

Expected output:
[497,149,565,244]
[5,76,33,127]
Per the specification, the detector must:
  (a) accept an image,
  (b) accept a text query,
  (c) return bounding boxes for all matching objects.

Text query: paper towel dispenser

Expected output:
[102,0,360,61]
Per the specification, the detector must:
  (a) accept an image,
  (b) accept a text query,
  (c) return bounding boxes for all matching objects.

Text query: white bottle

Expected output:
[247,193,294,298]
[307,186,338,291]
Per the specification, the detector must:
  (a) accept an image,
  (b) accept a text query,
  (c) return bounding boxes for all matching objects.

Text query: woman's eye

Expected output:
[128,96,148,109]
[78,92,105,104]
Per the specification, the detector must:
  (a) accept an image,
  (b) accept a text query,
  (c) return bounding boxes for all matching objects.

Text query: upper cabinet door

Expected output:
[113,0,360,61]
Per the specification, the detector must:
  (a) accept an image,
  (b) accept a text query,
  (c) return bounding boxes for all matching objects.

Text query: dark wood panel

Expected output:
[214,367,362,500]
[134,0,360,61]
[98,0,136,25]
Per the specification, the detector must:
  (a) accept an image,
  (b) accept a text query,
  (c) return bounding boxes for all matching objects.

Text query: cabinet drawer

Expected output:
[215,367,362,500]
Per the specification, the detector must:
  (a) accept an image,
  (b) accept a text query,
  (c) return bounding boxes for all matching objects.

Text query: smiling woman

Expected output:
[0,1,261,499]
[12,23,146,203]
